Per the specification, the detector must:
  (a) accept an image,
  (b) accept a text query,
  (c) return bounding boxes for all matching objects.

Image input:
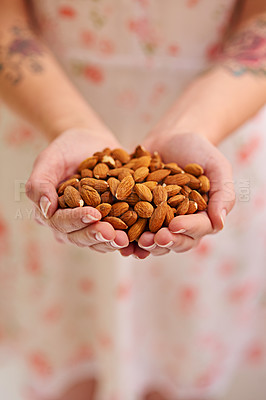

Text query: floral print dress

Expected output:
[1,1,266,399]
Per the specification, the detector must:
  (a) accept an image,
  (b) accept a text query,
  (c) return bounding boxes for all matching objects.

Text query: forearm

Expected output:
[150,11,266,145]
[0,4,112,141]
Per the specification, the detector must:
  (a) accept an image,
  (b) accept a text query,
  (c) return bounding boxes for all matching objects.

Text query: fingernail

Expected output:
[40,196,51,219]
[221,209,227,228]
[95,232,109,242]
[82,215,99,224]
[157,240,174,248]
[171,229,186,234]
[132,254,140,259]
[110,240,124,249]
[139,243,156,250]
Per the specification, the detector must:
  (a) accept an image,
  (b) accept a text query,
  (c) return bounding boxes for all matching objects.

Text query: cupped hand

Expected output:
[26,128,129,252]
[121,132,235,259]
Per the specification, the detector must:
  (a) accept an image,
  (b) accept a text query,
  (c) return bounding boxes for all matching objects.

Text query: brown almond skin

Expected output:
[165,185,181,197]
[202,193,209,203]
[180,185,192,196]
[109,202,129,217]
[149,202,168,233]
[107,177,120,196]
[176,198,190,215]
[134,183,153,202]
[146,169,171,182]
[134,201,154,218]
[199,175,210,193]
[116,175,135,200]
[103,216,128,230]
[164,205,175,226]
[58,195,67,208]
[111,148,130,164]
[164,174,190,186]
[168,194,186,207]
[57,178,79,195]
[128,218,147,242]
[133,145,151,158]
[120,210,138,227]
[189,190,207,211]
[80,185,101,207]
[64,186,84,208]
[96,203,112,218]
[81,169,93,178]
[125,192,140,206]
[78,156,98,172]
[186,200,198,214]
[80,177,108,193]
[184,163,204,177]
[124,155,151,170]
[153,185,168,206]
[93,163,109,179]
[185,173,202,190]
[118,168,133,181]
[101,190,114,204]
[133,167,149,182]
[149,159,164,172]
[143,181,158,190]
[164,163,183,174]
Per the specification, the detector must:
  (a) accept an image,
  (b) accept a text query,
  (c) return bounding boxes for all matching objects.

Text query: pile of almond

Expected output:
[57,146,210,242]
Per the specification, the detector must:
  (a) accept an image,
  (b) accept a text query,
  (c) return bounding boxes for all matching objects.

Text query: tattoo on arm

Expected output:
[0,25,45,85]
[217,16,266,76]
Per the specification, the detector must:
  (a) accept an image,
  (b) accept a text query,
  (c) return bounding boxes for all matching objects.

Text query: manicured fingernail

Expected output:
[82,215,99,224]
[221,209,227,228]
[95,232,109,242]
[110,240,124,249]
[171,229,186,234]
[157,241,174,248]
[40,196,51,219]
[139,243,156,250]
[132,254,140,259]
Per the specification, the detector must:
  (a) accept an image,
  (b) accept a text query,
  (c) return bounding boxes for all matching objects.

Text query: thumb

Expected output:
[207,162,235,231]
[26,145,66,219]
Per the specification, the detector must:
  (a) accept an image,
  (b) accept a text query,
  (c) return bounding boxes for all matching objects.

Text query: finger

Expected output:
[91,230,129,252]
[67,221,115,247]
[120,243,135,257]
[168,212,213,239]
[154,227,196,253]
[138,231,168,257]
[35,206,102,233]
[206,159,235,231]
[133,245,151,259]
[26,145,67,219]
[53,231,68,244]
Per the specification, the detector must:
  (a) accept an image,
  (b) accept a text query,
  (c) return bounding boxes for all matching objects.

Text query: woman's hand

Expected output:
[121,132,235,259]
[26,128,129,253]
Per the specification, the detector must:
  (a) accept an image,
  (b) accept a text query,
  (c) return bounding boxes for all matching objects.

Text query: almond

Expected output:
[115,159,122,168]
[64,186,84,208]
[80,177,108,193]
[133,145,151,158]
[199,175,210,193]
[152,151,162,161]
[134,183,153,202]
[93,163,109,179]
[118,168,133,181]
[134,166,149,182]
[103,216,128,230]
[101,154,116,168]
[134,201,154,218]
[116,175,135,200]
[58,195,67,208]
[80,169,93,178]
[189,190,207,210]
[124,155,151,170]
[184,163,204,177]
[146,169,171,182]
[164,163,183,174]
[125,192,140,206]
[108,167,134,177]
[149,159,164,172]
[80,185,101,207]
[165,185,181,197]
[107,177,120,196]
[186,200,198,214]
[153,185,168,205]
[120,210,138,227]
[57,178,79,195]
[149,201,168,233]
[101,190,114,204]
[164,205,175,226]
[164,174,190,186]
[96,203,112,218]
[168,194,186,207]
[143,181,158,190]
[176,198,190,215]
[78,156,98,172]
[128,218,147,242]
[180,185,192,196]
[109,202,129,217]
[111,148,130,164]
[185,173,202,190]
[202,193,209,203]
